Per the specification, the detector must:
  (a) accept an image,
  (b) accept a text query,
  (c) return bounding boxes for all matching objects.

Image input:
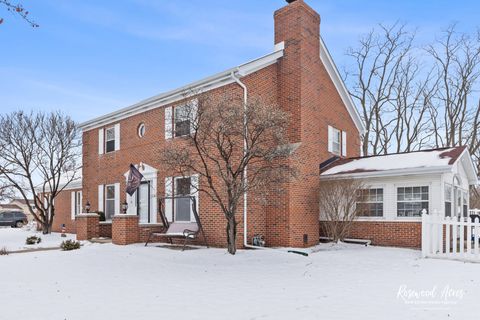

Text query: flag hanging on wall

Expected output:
[126,164,144,196]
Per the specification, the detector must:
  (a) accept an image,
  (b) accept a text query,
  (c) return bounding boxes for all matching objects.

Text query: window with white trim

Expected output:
[105,127,116,153]
[397,186,429,217]
[75,191,82,215]
[463,191,468,217]
[444,184,452,217]
[356,188,383,217]
[328,125,347,156]
[174,105,191,137]
[105,184,116,221]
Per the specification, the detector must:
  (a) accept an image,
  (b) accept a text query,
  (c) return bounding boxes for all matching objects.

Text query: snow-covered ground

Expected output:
[0,226,75,252]
[0,229,479,320]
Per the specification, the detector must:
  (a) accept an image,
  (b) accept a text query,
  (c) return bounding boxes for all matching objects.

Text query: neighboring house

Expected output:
[320,146,478,248]
[47,0,479,249]
[0,199,36,221]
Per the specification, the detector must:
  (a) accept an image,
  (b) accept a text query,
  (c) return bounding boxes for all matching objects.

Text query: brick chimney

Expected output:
[274,0,321,142]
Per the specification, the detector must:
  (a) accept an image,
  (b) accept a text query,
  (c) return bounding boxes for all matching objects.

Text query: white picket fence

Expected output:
[422,211,480,262]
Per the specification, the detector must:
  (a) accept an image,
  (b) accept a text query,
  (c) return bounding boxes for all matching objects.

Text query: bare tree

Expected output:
[319,179,365,243]
[427,25,480,171]
[161,93,295,255]
[0,111,80,233]
[0,0,38,27]
[346,23,414,155]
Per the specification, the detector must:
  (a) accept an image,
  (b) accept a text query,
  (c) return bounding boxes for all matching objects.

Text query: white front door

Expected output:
[137,182,150,223]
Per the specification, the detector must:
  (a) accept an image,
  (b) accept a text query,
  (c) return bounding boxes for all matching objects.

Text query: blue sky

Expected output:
[1,0,479,123]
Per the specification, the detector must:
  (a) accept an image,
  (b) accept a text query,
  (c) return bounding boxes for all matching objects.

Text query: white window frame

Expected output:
[105,184,116,221]
[397,185,429,218]
[174,105,191,138]
[444,183,452,217]
[105,127,116,153]
[356,188,384,217]
[328,125,346,156]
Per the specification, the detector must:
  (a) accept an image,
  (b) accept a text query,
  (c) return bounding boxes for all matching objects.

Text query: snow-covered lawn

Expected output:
[0,227,75,252]
[1,236,479,320]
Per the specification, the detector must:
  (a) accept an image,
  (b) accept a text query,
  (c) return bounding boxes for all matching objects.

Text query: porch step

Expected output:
[89,237,112,244]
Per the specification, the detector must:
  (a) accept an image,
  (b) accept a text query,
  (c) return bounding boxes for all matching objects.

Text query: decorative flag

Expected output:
[126,164,144,196]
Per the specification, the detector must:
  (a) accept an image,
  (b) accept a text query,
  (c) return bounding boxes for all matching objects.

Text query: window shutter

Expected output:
[114,183,120,215]
[114,123,121,151]
[78,191,82,215]
[98,185,104,212]
[71,191,76,219]
[164,177,173,222]
[328,126,333,152]
[190,175,199,221]
[342,131,347,157]
[190,99,198,134]
[165,107,173,139]
[98,129,104,155]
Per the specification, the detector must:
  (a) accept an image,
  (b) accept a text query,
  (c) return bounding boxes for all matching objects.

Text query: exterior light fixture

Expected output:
[85,201,91,213]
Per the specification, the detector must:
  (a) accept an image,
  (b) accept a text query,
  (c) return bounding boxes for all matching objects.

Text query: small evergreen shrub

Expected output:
[0,247,8,255]
[61,240,81,251]
[25,235,42,245]
[97,211,106,222]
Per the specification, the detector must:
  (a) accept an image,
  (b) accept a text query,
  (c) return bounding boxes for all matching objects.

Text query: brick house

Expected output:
[48,0,478,249]
[51,0,362,248]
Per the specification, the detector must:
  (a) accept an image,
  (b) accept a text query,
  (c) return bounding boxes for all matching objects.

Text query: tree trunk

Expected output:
[226,215,237,255]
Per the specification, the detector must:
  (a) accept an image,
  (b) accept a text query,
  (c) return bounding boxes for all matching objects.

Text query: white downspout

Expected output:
[230,69,259,249]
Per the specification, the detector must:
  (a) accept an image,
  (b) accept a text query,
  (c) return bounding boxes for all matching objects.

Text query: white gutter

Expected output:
[230,70,258,250]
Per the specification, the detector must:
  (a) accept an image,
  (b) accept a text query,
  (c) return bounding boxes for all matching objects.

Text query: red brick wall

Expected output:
[51,188,81,234]
[320,221,422,248]
[78,0,361,249]
[273,0,361,247]
[99,223,112,238]
[76,214,99,241]
[112,215,139,245]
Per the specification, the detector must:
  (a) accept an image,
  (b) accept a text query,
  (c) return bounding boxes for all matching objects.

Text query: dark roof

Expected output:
[320,146,467,176]
[10,198,35,206]
[0,204,23,210]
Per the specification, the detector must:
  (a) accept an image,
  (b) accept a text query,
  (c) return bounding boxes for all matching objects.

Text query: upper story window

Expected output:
[397,186,429,217]
[328,125,347,157]
[164,100,198,140]
[356,188,384,217]
[175,105,191,137]
[105,127,116,153]
[98,124,120,155]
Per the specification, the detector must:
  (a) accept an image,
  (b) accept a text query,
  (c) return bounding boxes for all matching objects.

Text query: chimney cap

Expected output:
[286,0,297,3]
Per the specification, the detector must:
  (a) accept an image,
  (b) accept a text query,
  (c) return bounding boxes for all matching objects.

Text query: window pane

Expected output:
[106,128,115,141]
[106,186,115,199]
[445,202,451,217]
[106,140,115,153]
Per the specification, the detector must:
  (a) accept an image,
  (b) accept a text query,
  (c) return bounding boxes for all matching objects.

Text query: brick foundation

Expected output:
[112,215,140,245]
[320,220,422,249]
[76,214,100,240]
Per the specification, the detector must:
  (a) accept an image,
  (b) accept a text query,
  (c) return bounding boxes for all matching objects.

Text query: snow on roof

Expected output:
[320,146,467,177]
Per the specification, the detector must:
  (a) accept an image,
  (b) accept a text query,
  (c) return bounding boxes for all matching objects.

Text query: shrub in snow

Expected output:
[25,235,42,245]
[96,211,106,222]
[0,247,8,255]
[61,240,81,251]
